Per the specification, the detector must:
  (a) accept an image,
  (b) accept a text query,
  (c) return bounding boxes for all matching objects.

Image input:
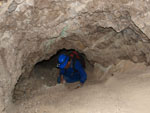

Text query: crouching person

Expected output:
[57,54,87,88]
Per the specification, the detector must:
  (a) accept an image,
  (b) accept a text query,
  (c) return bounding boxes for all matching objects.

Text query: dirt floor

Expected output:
[8,60,150,113]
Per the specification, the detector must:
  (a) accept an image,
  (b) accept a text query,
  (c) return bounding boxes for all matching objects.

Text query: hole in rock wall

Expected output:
[12,48,90,103]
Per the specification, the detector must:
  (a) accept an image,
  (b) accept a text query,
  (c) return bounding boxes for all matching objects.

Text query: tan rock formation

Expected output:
[1,0,150,112]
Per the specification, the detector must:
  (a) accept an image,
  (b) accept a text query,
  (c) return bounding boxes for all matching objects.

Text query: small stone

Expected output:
[132,56,138,62]
[41,77,44,80]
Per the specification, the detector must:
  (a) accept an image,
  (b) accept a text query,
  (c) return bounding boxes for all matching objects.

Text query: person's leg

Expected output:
[57,75,66,84]
[57,75,61,83]
[65,74,80,83]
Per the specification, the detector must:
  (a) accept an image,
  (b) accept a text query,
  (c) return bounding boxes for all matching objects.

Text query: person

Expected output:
[57,54,87,88]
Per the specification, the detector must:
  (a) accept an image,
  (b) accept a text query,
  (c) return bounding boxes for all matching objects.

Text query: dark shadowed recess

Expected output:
[12,48,87,103]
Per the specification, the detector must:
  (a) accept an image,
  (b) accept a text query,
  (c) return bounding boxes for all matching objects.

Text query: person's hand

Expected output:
[60,75,64,84]
[75,83,83,89]
[60,79,66,84]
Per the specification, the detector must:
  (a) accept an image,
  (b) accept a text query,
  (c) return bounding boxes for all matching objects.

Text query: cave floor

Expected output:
[9,62,150,113]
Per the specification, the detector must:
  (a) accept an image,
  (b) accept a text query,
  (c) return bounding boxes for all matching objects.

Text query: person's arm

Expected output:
[59,69,65,84]
[60,74,64,83]
[75,60,87,88]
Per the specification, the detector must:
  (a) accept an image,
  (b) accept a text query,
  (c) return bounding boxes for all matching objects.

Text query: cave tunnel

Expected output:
[12,48,93,103]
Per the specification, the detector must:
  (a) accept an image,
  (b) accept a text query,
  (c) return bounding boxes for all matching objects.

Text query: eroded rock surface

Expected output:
[1,0,150,112]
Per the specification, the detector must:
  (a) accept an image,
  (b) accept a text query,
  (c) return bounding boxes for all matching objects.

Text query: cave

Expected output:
[12,48,92,103]
[1,0,150,113]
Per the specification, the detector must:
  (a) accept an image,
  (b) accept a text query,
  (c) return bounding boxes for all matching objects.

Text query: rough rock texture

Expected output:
[1,0,150,112]
[12,57,59,102]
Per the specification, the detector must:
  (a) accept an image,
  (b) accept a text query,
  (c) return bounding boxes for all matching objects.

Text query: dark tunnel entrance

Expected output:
[12,49,90,103]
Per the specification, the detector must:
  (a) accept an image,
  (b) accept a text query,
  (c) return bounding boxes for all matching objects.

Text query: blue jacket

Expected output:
[57,60,87,84]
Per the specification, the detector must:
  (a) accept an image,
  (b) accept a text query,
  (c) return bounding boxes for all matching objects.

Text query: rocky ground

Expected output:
[7,60,150,113]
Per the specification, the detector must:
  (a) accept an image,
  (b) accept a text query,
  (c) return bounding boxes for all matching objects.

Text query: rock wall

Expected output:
[1,0,150,112]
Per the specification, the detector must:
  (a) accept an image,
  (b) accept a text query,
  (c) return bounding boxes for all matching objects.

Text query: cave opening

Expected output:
[12,48,91,103]
[11,25,150,105]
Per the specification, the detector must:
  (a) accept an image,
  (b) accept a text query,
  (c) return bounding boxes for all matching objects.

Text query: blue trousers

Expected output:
[57,74,80,83]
